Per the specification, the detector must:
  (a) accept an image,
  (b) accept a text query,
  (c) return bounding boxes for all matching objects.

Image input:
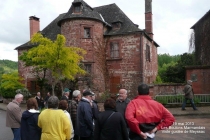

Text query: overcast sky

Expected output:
[0,0,209,61]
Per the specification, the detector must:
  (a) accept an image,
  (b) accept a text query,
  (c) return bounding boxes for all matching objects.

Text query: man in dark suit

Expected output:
[75,90,94,140]
[35,92,44,110]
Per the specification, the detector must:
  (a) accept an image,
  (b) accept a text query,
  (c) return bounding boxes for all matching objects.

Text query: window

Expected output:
[84,28,91,38]
[146,45,150,61]
[73,3,81,13]
[84,64,92,74]
[191,74,197,81]
[110,42,119,59]
[112,22,121,29]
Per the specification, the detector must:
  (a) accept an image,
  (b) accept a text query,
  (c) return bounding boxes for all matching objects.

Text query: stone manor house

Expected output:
[15,0,159,95]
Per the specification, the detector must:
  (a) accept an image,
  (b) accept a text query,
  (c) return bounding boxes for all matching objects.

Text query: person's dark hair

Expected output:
[104,98,116,110]
[27,98,38,110]
[58,100,68,110]
[48,96,59,108]
[138,84,149,95]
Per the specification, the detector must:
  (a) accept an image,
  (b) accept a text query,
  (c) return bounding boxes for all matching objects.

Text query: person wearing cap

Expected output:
[69,90,81,140]
[125,84,175,140]
[182,80,197,111]
[61,88,70,103]
[75,90,94,140]
[38,96,71,140]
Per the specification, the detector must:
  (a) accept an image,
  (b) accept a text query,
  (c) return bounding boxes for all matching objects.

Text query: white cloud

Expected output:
[0,0,209,61]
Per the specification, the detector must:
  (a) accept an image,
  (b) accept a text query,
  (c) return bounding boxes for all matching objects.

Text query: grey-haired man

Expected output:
[182,80,197,110]
[69,90,81,140]
[6,94,23,140]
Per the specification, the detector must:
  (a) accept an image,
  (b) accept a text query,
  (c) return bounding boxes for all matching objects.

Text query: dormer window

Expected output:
[73,3,82,13]
[74,6,81,13]
[112,22,122,30]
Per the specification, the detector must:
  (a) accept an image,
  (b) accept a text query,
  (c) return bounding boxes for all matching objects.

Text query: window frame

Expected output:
[112,22,122,30]
[110,42,120,59]
[84,27,91,38]
[73,3,82,13]
[84,63,92,74]
[146,44,151,62]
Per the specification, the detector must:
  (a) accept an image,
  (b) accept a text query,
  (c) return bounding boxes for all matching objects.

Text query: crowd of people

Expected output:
[6,83,176,140]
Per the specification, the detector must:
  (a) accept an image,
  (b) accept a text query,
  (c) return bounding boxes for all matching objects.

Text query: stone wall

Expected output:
[186,66,210,94]
[150,84,185,97]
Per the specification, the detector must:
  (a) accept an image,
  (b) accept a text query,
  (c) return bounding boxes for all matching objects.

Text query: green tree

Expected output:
[158,53,180,67]
[0,60,18,70]
[0,72,24,98]
[162,53,196,83]
[20,33,86,95]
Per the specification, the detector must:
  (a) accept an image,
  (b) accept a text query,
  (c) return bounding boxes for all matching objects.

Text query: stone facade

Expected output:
[16,0,159,96]
[186,66,210,94]
[60,18,158,95]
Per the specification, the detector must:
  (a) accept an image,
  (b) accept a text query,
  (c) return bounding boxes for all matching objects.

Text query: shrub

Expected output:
[0,72,24,98]
[155,96,168,104]
[96,91,110,103]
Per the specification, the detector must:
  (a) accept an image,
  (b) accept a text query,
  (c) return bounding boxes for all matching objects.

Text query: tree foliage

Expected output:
[0,72,24,98]
[19,33,86,95]
[158,53,180,67]
[0,60,18,70]
[157,53,196,83]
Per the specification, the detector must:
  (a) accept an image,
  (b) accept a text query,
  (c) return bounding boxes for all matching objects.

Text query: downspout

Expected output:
[140,32,144,83]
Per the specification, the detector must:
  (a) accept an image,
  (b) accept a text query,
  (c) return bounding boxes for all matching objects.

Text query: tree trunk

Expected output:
[52,84,55,96]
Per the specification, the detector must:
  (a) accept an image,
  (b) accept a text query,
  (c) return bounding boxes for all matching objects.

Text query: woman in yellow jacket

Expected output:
[38,96,71,140]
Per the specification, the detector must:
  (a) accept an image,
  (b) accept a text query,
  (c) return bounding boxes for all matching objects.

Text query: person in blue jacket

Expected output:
[75,90,94,140]
[20,98,41,140]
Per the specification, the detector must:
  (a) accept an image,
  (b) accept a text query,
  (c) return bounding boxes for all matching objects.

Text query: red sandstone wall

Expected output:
[18,49,39,94]
[186,67,210,94]
[61,19,105,92]
[142,36,158,84]
[107,34,141,95]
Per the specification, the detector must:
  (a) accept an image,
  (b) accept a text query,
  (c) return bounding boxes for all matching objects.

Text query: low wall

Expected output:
[149,83,185,97]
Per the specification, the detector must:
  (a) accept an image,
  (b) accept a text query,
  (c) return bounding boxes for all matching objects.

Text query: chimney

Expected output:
[29,16,40,39]
[145,0,153,39]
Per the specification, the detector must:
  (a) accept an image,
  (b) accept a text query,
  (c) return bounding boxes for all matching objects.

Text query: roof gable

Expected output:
[58,1,103,26]
[16,1,159,50]
[94,3,141,35]
[191,10,210,29]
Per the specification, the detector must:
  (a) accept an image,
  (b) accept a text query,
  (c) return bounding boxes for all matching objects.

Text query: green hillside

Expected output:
[0,59,18,74]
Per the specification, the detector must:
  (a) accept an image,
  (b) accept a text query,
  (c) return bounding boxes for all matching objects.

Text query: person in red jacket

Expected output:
[125,84,175,140]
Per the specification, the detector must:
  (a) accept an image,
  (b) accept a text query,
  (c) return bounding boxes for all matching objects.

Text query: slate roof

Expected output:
[94,3,142,35]
[15,13,65,50]
[16,0,159,50]
[58,1,104,26]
